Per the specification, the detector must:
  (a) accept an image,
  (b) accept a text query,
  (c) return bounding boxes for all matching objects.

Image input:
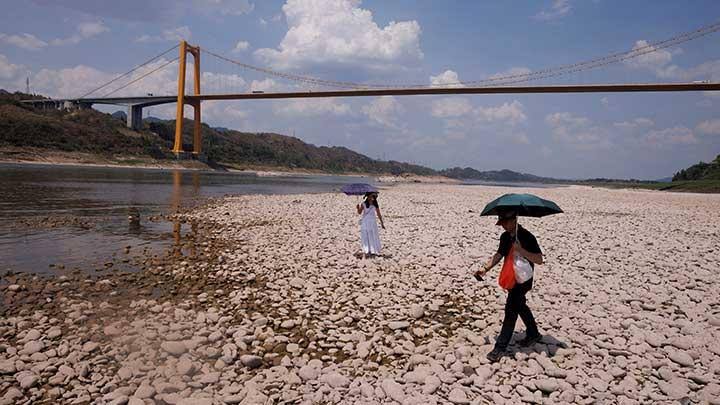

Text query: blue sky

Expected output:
[1,0,719,179]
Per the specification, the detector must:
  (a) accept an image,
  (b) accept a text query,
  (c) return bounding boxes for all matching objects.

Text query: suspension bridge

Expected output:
[21,21,720,158]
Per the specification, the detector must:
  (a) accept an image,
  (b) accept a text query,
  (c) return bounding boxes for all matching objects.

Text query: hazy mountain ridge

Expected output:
[440,167,561,183]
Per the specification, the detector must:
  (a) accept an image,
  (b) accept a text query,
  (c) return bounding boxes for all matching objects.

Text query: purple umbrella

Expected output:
[341,183,378,196]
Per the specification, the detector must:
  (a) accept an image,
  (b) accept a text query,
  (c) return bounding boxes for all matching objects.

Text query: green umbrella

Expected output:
[480,193,563,218]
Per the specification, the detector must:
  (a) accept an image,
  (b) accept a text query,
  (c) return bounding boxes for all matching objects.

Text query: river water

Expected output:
[0,163,375,275]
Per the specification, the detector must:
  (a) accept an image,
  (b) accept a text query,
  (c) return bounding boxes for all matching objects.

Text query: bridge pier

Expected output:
[127,105,143,130]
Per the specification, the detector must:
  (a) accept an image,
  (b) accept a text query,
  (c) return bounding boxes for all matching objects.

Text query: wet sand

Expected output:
[1,184,719,404]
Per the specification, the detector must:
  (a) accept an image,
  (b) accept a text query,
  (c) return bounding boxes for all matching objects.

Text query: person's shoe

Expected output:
[486,347,506,363]
[517,333,542,347]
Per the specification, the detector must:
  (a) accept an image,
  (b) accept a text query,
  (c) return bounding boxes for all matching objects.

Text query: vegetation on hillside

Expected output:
[0,90,434,175]
[440,167,559,183]
[672,155,720,181]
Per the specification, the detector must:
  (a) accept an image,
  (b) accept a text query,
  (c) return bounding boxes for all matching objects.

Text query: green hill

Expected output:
[673,155,720,181]
[440,167,560,183]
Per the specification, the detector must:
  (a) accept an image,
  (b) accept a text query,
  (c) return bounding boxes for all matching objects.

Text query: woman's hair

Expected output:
[363,193,379,208]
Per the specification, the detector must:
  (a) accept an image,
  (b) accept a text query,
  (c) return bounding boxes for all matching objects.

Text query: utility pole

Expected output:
[26,76,30,94]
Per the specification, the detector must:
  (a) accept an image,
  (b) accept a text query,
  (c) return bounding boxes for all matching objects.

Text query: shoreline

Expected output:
[0,154,458,184]
[2,152,717,192]
[1,183,719,403]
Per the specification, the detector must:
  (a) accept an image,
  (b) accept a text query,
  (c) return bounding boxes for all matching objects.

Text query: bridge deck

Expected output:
[187,82,720,101]
[18,82,720,106]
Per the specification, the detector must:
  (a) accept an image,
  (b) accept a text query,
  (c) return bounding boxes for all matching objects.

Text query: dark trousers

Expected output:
[495,278,539,349]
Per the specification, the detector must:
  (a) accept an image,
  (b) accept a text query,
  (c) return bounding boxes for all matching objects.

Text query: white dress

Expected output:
[359,204,381,255]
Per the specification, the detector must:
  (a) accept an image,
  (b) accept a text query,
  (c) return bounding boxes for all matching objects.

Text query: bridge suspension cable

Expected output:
[78,44,180,99]
[100,57,179,98]
[202,20,720,90]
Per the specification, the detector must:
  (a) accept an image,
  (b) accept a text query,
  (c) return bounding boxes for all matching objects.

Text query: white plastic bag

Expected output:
[513,252,533,283]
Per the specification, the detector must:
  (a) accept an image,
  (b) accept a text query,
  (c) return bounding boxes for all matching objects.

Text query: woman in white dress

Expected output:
[356,192,385,257]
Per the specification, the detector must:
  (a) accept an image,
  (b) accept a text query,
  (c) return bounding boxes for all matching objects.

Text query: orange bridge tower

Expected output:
[173,41,202,158]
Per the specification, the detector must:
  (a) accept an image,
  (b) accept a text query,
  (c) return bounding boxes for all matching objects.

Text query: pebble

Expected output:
[2,184,719,405]
[448,387,469,404]
[134,385,155,399]
[240,355,262,369]
[82,341,99,352]
[410,304,425,319]
[381,379,405,403]
[299,365,320,381]
[161,341,187,356]
[659,378,689,399]
[356,295,372,305]
[668,350,694,367]
[388,321,410,330]
[22,340,43,355]
[319,372,350,388]
[18,373,39,389]
[535,378,559,393]
[423,375,441,394]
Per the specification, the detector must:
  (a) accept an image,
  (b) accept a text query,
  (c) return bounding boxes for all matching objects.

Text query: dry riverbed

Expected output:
[1,184,720,404]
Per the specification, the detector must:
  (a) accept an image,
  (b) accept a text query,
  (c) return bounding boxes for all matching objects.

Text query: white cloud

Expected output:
[275,98,351,117]
[696,119,720,135]
[259,18,268,26]
[613,117,654,130]
[644,126,697,146]
[475,101,526,125]
[33,65,116,98]
[545,111,589,128]
[600,97,609,107]
[78,21,110,38]
[430,70,463,88]
[622,41,720,89]
[32,59,246,99]
[193,0,254,16]
[0,33,48,50]
[540,146,553,157]
[201,71,247,94]
[232,40,250,53]
[623,40,675,77]
[254,0,423,71]
[362,96,404,128]
[223,105,249,120]
[136,26,191,43]
[534,0,571,21]
[202,102,249,126]
[249,78,282,92]
[697,99,713,107]
[51,21,110,46]
[431,97,473,118]
[411,135,446,148]
[0,22,108,50]
[545,112,611,150]
[489,67,532,81]
[510,132,531,145]
[0,54,24,81]
[24,58,186,99]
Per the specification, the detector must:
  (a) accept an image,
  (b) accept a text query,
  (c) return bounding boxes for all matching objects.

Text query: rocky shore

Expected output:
[1,184,719,404]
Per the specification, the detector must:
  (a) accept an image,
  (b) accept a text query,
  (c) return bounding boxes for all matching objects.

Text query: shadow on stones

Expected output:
[504,332,569,358]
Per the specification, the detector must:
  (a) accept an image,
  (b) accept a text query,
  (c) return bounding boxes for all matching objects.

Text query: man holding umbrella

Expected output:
[474,193,562,362]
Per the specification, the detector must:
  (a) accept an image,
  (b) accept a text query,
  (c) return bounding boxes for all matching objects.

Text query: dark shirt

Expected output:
[497,225,542,269]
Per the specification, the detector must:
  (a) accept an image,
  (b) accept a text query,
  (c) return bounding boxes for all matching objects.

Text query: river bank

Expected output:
[1,184,719,404]
[0,148,458,185]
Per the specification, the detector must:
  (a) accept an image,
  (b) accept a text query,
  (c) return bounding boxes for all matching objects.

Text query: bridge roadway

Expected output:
[20,82,720,130]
